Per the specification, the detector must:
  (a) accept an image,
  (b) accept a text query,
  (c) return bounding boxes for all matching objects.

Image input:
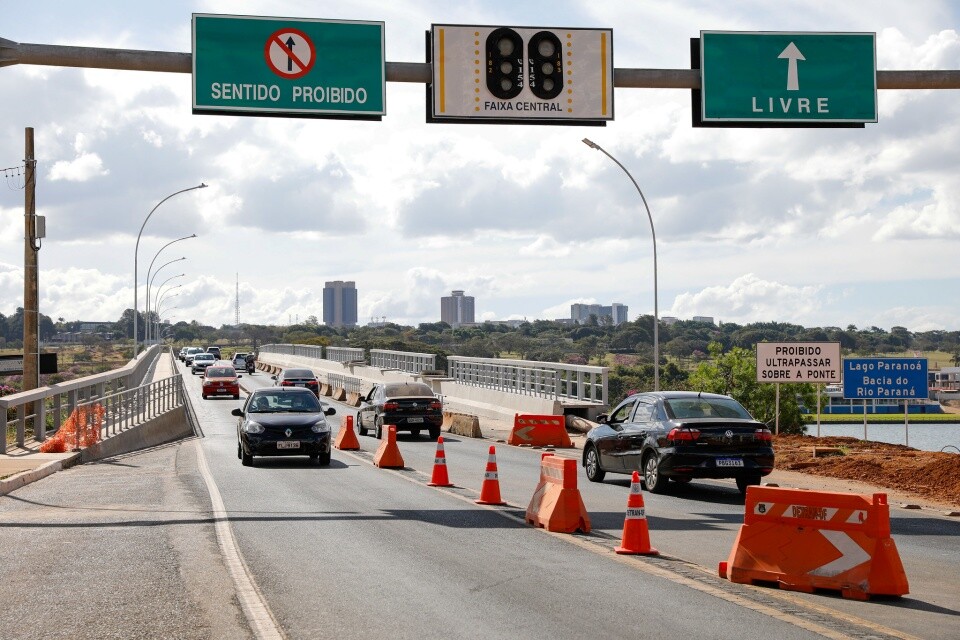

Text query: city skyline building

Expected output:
[570,302,629,326]
[441,290,475,328]
[323,280,358,328]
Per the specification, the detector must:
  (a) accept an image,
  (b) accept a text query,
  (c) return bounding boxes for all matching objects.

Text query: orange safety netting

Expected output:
[39,404,105,453]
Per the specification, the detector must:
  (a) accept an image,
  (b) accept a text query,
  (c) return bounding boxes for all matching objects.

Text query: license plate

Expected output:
[716,458,744,468]
[295,383,305,387]
[407,417,424,423]
[277,441,300,450]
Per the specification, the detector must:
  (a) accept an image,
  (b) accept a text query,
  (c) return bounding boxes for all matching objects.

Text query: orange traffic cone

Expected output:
[334,414,360,451]
[373,425,405,469]
[476,445,507,505]
[615,471,658,555]
[427,436,453,487]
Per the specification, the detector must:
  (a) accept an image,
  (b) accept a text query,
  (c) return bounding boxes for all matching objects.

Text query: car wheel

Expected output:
[241,450,253,467]
[233,394,239,400]
[202,394,207,399]
[736,474,762,495]
[375,418,383,440]
[584,445,605,482]
[319,449,331,466]
[428,427,440,441]
[358,416,368,437]
[643,453,667,494]
[237,442,241,459]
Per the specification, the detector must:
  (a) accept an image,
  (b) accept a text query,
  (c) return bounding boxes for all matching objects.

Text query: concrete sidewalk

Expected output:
[0,349,178,495]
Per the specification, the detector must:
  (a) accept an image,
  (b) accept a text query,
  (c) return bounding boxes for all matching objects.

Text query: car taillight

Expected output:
[383,402,399,411]
[667,428,700,443]
[281,380,294,386]
[429,401,442,410]
[754,428,773,443]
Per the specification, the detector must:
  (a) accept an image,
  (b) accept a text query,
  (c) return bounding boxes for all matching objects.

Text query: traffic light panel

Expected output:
[527,31,563,100]
[486,28,524,99]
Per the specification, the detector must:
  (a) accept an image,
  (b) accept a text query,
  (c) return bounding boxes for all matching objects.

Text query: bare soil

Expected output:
[775,434,960,509]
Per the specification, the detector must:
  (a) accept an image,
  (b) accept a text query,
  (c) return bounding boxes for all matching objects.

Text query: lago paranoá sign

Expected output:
[192,14,386,119]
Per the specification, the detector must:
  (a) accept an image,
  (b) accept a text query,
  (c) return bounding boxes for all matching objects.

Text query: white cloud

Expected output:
[668,274,824,326]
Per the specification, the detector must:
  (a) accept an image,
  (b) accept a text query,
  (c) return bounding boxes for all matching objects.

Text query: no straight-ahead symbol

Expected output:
[264,28,315,79]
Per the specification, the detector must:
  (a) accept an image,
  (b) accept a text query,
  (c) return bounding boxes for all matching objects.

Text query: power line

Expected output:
[2,163,26,190]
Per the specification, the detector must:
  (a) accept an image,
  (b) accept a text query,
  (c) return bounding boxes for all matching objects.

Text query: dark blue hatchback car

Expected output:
[582,391,774,494]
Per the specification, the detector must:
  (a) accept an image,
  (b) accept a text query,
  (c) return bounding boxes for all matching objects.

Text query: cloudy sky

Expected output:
[2,1,959,332]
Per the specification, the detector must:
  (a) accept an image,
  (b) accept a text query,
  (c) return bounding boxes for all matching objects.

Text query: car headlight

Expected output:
[311,419,329,433]
[244,421,264,434]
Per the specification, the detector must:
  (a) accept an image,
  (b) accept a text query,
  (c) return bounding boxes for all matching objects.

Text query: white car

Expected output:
[191,353,217,374]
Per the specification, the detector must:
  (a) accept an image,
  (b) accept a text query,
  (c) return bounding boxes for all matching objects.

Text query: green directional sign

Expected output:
[192,14,386,119]
[700,31,877,124]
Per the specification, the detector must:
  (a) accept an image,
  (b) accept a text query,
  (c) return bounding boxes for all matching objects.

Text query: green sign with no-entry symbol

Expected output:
[700,31,877,124]
[192,14,386,119]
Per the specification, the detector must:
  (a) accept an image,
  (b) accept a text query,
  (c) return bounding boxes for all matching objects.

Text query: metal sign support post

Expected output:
[904,399,910,448]
[816,384,822,437]
[775,382,780,435]
[863,400,868,441]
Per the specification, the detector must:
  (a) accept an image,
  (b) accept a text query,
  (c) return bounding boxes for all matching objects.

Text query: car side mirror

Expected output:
[271,375,277,380]
[596,413,608,424]
[231,408,243,417]
[237,374,243,378]
[325,407,336,416]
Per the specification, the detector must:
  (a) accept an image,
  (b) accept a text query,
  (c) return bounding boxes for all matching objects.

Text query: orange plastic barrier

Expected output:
[427,436,453,487]
[525,453,590,533]
[615,471,658,555]
[720,486,909,600]
[373,425,405,469]
[333,414,360,451]
[39,404,104,453]
[508,414,572,448]
[476,445,506,505]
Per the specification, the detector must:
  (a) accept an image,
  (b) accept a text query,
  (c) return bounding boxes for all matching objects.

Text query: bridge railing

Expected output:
[259,343,324,360]
[369,349,436,374]
[325,346,365,363]
[326,373,364,394]
[1,345,163,453]
[447,356,608,404]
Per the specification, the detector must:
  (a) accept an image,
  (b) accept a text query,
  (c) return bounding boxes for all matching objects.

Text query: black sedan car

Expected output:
[583,391,774,494]
[273,368,320,396]
[357,382,443,440]
[233,388,336,467]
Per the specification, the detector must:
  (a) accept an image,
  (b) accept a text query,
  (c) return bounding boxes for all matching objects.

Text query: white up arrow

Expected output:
[778,42,805,91]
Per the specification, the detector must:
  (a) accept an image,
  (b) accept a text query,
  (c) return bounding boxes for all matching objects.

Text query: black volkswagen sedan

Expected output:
[357,382,443,440]
[233,388,336,467]
[583,391,774,494]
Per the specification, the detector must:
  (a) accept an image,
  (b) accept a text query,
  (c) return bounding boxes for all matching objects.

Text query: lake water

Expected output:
[803,421,960,453]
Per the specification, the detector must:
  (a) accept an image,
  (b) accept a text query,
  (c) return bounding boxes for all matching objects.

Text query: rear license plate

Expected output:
[277,441,300,450]
[295,383,305,387]
[716,458,744,468]
[407,417,424,423]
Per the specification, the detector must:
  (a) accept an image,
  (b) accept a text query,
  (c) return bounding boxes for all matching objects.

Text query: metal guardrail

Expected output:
[259,343,324,360]
[370,349,436,374]
[1,345,162,453]
[327,373,364,394]
[325,346,365,363]
[447,356,608,405]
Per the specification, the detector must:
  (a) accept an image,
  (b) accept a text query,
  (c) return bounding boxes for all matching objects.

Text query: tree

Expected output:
[688,342,811,435]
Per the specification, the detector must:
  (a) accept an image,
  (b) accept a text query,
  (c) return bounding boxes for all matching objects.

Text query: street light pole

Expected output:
[582,138,660,391]
[145,235,195,344]
[133,184,205,356]
[146,258,186,343]
[155,296,180,342]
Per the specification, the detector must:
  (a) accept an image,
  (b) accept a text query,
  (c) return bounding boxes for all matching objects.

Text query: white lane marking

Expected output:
[194,440,286,640]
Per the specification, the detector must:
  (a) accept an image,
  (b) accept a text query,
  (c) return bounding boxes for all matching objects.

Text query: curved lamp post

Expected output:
[145,235,195,342]
[582,138,660,391]
[155,296,180,342]
[146,258,187,344]
[133,183,206,356]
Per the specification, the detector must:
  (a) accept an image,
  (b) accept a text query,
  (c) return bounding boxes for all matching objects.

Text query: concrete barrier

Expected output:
[448,413,482,438]
[332,387,347,401]
[345,391,362,407]
[79,408,193,463]
[320,383,332,396]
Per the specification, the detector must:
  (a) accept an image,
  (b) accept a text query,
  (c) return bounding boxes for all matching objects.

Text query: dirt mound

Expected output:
[774,435,960,508]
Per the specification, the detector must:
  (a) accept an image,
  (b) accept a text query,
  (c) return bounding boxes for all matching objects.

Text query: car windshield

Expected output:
[206,367,235,378]
[195,354,214,361]
[664,397,753,420]
[384,383,435,397]
[248,392,321,413]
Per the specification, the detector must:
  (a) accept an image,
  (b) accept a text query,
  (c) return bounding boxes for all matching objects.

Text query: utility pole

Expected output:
[22,127,39,396]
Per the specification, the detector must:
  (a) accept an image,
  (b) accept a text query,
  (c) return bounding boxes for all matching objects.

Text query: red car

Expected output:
[202,363,241,400]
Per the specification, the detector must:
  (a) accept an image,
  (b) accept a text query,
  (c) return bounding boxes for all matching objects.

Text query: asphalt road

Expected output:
[0,361,956,640]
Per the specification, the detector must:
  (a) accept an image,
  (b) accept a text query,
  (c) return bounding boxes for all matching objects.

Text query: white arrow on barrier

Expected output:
[513,426,535,441]
[808,530,871,578]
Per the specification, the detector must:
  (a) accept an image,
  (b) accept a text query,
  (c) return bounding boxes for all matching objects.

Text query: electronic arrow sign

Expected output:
[842,358,928,400]
[192,14,385,119]
[700,31,877,124]
[429,24,614,124]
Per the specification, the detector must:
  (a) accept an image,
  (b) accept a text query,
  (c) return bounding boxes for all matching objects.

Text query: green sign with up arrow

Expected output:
[700,31,877,124]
